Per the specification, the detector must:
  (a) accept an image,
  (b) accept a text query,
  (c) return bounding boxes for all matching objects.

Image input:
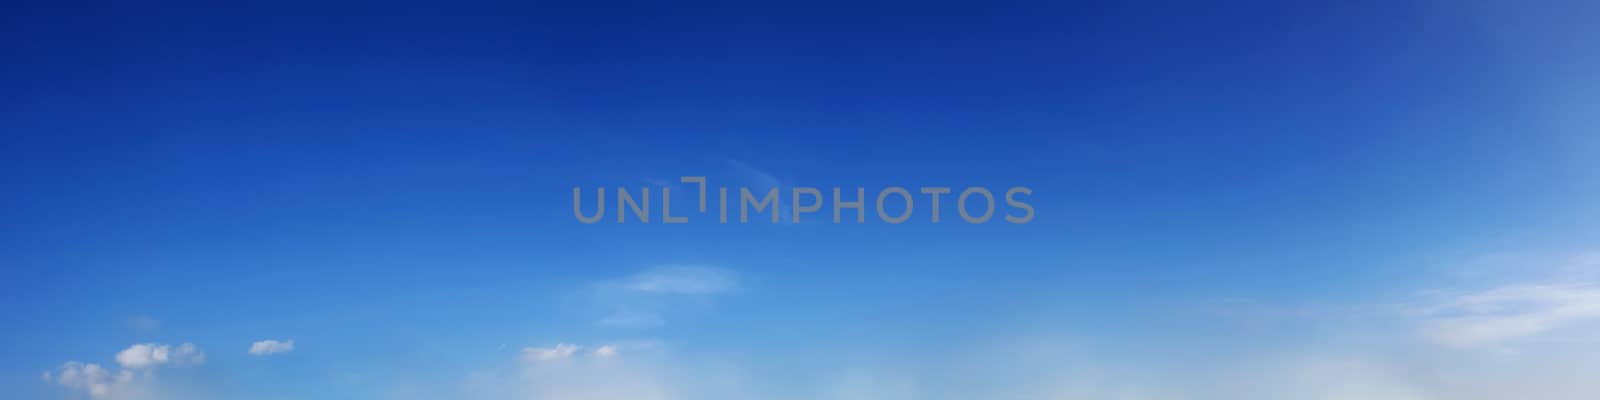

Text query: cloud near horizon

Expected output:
[1418,283,1600,348]
[44,342,205,399]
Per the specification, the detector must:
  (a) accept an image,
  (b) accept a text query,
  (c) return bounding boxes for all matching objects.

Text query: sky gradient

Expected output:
[3,1,1600,399]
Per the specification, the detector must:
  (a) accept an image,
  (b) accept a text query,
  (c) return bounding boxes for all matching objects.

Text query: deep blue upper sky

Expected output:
[3,1,1598,399]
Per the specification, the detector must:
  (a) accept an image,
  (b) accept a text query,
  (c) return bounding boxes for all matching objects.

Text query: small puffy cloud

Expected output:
[248,339,295,356]
[114,344,165,369]
[523,343,581,362]
[1418,283,1600,348]
[594,345,619,358]
[115,342,204,369]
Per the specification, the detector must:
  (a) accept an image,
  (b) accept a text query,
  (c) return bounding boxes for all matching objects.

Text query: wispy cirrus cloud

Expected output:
[1407,250,1600,350]
[520,341,645,362]
[522,343,582,362]
[1418,283,1600,348]
[618,265,738,295]
[592,265,739,328]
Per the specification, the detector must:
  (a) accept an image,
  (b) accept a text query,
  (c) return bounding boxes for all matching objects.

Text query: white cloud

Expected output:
[522,343,581,362]
[519,342,647,362]
[173,343,204,365]
[115,342,204,369]
[47,342,204,399]
[114,344,165,369]
[47,362,132,398]
[248,339,295,356]
[1418,283,1600,348]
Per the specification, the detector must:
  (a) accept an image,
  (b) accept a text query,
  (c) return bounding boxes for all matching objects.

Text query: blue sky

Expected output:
[3,1,1600,399]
